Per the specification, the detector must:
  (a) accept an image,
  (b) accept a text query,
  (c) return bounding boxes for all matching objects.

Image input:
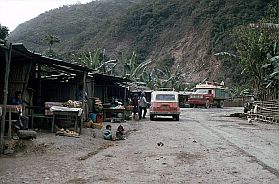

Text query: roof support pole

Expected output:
[37,61,42,105]
[81,71,87,134]
[124,81,127,106]
[92,78,95,97]
[1,43,12,153]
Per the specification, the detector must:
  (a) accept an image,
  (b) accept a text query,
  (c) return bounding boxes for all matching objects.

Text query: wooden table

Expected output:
[0,105,20,139]
[51,111,81,133]
[102,108,126,122]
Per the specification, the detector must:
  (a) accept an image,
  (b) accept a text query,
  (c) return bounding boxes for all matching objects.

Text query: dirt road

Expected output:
[0,107,278,183]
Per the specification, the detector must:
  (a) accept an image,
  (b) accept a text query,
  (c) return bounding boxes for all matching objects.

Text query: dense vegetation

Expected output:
[9,0,278,92]
[0,24,9,40]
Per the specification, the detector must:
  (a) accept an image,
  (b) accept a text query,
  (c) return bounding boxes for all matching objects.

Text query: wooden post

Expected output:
[0,43,12,153]
[124,81,127,106]
[81,71,87,134]
[37,62,42,105]
[92,78,95,97]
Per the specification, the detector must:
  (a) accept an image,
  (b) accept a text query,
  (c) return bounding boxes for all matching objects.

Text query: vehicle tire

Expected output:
[216,100,224,108]
[190,104,194,108]
[173,115,179,121]
[219,101,224,108]
[150,115,155,121]
[205,100,210,109]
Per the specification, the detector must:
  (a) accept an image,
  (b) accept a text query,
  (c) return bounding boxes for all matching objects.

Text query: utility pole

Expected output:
[0,42,12,153]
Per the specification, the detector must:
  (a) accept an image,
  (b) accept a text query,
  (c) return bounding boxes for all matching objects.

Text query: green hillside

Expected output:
[9,0,276,85]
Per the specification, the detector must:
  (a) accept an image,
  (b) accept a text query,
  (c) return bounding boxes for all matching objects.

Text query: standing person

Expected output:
[132,94,139,119]
[139,92,148,120]
[76,85,88,102]
[76,85,89,120]
[11,91,29,130]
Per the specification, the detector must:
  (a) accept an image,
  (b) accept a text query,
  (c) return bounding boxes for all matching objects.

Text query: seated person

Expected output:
[103,125,115,140]
[11,91,29,130]
[116,125,125,140]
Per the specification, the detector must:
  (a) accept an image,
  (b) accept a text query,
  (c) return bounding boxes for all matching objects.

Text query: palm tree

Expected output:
[44,34,60,52]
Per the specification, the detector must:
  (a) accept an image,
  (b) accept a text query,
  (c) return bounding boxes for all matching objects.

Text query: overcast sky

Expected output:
[0,0,93,31]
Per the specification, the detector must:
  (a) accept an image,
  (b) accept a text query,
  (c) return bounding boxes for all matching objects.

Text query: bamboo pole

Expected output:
[0,43,12,153]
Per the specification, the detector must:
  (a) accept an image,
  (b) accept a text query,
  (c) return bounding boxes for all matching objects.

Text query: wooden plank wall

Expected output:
[252,100,279,124]
[0,59,32,104]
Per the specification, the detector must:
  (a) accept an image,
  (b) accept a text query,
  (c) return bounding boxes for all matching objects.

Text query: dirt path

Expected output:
[0,107,278,183]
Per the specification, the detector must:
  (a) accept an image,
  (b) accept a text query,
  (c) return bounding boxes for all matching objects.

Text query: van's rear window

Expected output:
[155,94,175,101]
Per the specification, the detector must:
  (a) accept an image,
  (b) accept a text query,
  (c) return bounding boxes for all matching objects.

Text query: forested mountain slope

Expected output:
[9,0,276,85]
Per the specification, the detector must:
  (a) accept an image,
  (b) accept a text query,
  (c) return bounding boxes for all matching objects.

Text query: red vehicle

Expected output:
[149,91,180,121]
[188,81,230,108]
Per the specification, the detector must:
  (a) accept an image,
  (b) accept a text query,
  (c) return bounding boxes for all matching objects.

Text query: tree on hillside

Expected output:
[44,34,60,57]
[233,5,278,100]
[0,24,9,40]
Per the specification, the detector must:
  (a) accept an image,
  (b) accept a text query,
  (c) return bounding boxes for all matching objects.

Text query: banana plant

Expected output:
[76,48,118,74]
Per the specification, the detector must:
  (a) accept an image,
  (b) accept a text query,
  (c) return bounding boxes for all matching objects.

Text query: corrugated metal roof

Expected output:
[0,42,129,83]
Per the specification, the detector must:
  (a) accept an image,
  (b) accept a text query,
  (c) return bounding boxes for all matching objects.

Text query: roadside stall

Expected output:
[86,73,132,122]
[50,105,83,133]
[102,95,127,122]
[0,42,33,149]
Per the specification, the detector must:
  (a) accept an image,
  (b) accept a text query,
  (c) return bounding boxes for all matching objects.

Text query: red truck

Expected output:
[188,81,230,108]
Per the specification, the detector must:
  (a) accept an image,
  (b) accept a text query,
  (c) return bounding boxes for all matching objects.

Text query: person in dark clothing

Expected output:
[116,125,125,140]
[11,91,23,105]
[132,94,139,119]
[11,91,29,130]
[76,85,88,101]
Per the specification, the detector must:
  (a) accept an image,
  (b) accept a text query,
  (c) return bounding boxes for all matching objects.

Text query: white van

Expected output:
[149,91,180,121]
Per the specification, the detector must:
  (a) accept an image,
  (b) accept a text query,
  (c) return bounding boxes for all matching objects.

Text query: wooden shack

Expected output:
[1,41,130,142]
[0,41,34,152]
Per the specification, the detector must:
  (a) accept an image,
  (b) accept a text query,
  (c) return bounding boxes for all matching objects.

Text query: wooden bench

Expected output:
[26,106,52,129]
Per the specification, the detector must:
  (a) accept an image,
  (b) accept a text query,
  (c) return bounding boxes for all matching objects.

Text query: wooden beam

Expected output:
[0,81,27,84]
[46,64,83,75]
[1,43,12,153]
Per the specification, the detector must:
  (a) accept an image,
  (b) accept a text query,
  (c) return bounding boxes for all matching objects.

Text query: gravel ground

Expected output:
[0,107,278,184]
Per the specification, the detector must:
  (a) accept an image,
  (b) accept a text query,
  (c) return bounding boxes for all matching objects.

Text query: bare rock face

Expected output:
[17,130,37,140]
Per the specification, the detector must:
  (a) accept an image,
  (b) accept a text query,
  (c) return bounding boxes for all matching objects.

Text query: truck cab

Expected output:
[188,81,230,108]
[189,88,214,108]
